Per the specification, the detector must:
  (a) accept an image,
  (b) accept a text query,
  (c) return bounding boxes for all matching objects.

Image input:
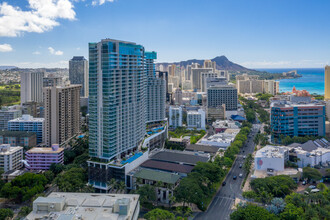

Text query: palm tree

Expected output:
[118,181,126,194]
[107,178,117,193]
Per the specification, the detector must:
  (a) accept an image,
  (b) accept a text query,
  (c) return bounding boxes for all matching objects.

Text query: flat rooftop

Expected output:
[255,145,286,158]
[26,193,140,220]
[0,130,36,137]
[185,144,220,154]
[27,147,64,154]
[150,150,209,165]
[141,160,194,174]
[133,168,181,184]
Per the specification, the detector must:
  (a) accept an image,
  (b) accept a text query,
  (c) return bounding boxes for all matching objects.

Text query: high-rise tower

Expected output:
[325,66,330,100]
[20,72,44,104]
[146,52,166,122]
[88,39,146,161]
[69,56,89,97]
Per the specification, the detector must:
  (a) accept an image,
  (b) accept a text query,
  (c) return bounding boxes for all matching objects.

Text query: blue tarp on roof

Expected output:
[231,115,246,121]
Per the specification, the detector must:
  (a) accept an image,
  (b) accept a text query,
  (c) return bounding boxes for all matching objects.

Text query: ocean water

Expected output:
[256,68,324,95]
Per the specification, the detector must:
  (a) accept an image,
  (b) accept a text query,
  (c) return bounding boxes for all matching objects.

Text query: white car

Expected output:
[239,173,243,178]
[308,185,316,189]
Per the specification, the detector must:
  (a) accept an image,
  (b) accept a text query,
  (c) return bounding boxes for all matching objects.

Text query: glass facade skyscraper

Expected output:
[88,39,146,162]
[69,56,89,97]
[146,52,166,122]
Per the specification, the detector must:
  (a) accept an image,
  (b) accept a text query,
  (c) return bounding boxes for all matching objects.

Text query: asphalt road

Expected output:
[195,123,261,220]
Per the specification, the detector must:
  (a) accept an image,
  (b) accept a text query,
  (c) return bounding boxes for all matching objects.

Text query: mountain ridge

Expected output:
[156,56,254,72]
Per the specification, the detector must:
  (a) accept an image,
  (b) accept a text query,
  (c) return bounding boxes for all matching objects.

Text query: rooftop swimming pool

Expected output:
[121,152,143,165]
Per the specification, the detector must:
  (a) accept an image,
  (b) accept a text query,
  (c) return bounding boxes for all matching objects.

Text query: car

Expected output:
[239,174,243,178]
[242,150,245,153]
[243,156,246,159]
[239,164,243,168]
[309,185,316,189]
[233,176,237,180]
[222,182,226,186]
[302,181,306,185]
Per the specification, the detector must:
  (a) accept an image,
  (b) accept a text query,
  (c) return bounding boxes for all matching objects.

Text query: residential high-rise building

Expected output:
[186,65,192,81]
[169,106,182,128]
[43,74,63,87]
[168,64,176,77]
[207,85,238,111]
[174,88,183,105]
[203,60,213,69]
[191,68,213,91]
[43,85,81,146]
[270,101,326,143]
[0,144,23,172]
[200,72,220,92]
[146,52,166,122]
[187,109,206,130]
[88,39,146,161]
[156,71,169,101]
[8,115,44,144]
[325,66,330,100]
[0,106,22,130]
[69,56,89,97]
[20,72,44,104]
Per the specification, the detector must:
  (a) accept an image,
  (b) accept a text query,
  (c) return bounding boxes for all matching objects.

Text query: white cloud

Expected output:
[76,47,80,50]
[48,47,63,55]
[0,0,75,37]
[92,0,114,6]
[0,43,13,52]
[33,51,40,55]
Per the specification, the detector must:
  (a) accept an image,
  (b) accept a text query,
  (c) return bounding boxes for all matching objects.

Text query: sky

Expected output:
[0,0,330,68]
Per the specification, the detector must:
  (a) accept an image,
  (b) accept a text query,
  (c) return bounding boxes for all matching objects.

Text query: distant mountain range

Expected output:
[0,66,17,70]
[156,56,254,72]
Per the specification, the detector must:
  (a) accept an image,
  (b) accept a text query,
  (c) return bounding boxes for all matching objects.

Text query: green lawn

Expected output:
[0,84,20,106]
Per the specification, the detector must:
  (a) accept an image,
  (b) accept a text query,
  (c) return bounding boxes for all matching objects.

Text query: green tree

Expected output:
[280,203,304,220]
[230,204,278,220]
[144,208,175,220]
[0,208,14,220]
[43,171,55,184]
[136,184,156,204]
[49,163,65,175]
[302,167,322,181]
[54,167,87,192]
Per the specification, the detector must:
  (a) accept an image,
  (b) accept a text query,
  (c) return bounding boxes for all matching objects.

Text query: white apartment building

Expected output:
[187,109,206,130]
[0,144,23,172]
[169,106,182,128]
[20,72,44,104]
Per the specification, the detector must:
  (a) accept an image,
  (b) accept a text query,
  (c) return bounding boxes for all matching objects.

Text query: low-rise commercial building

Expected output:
[131,168,180,204]
[25,144,64,170]
[254,145,288,172]
[199,129,240,149]
[8,114,44,144]
[286,139,330,168]
[0,144,23,172]
[26,193,140,220]
[0,131,37,147]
